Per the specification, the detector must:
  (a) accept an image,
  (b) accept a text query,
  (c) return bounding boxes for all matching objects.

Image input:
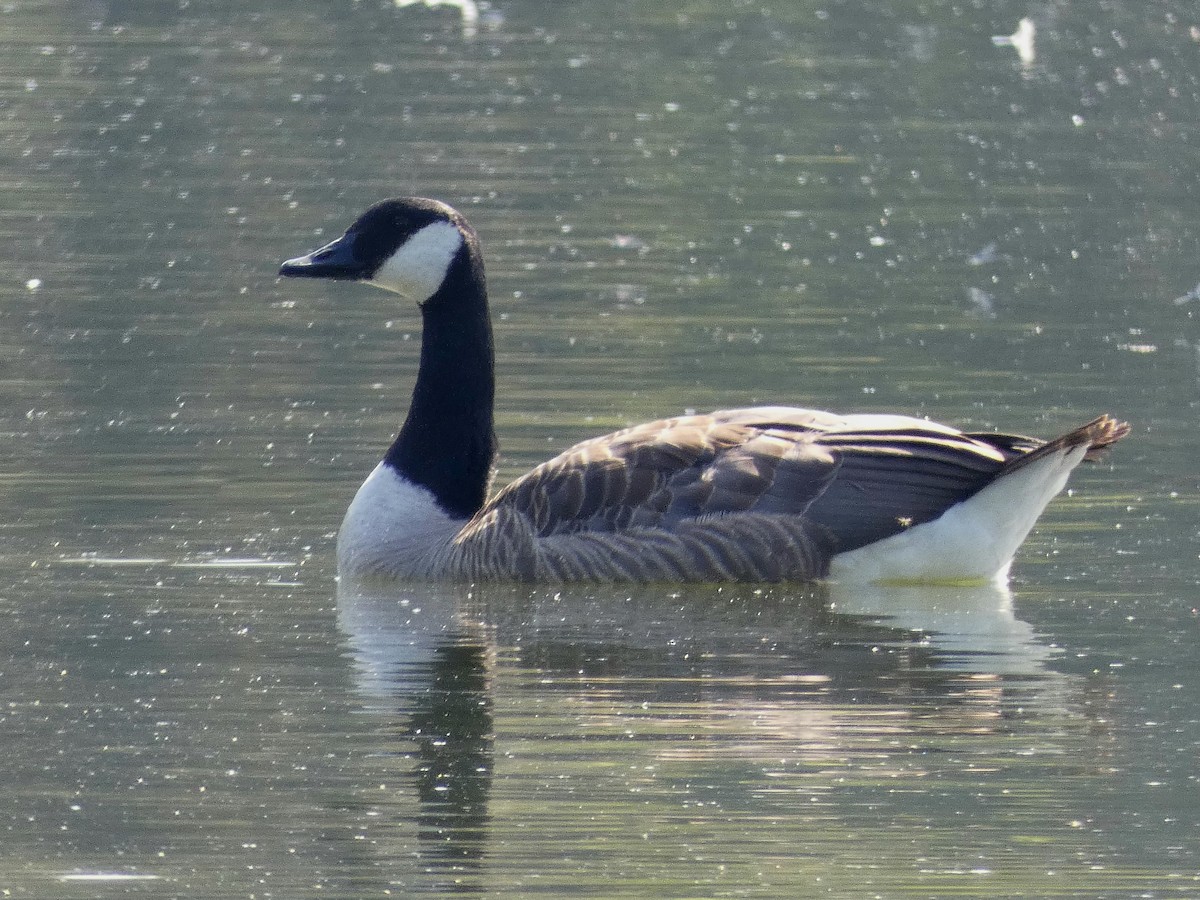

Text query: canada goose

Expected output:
[279,197,1128,583]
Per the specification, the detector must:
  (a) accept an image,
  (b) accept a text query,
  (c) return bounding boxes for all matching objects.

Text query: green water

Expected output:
[1,1,1196,896]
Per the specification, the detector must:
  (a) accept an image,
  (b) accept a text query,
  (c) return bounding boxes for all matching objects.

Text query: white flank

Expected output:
[371,220,464,300]
[337,462,464,577]
[828,442,1090,585]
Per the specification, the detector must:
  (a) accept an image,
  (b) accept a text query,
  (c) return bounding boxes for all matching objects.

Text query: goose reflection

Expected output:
[335,576,1067,882]
[338,577,1057,692]
[826,580,1056,675]
[337,584,494,885]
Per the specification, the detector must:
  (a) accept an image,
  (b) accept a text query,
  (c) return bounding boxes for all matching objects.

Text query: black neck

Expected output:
[384,243,497,519]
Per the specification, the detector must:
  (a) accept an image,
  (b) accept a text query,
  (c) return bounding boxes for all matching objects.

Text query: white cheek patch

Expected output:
[371,221,464,300]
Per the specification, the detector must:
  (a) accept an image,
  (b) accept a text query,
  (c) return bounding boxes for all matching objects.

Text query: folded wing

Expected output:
[462,408,1050,579]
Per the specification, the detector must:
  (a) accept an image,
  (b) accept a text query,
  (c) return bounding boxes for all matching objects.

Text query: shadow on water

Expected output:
[336,577,1069,886]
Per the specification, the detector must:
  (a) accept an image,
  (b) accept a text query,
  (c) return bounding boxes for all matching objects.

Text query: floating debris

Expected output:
[1173,282,1200,305]
[991,17,1036,65]
[967,243,1000,266]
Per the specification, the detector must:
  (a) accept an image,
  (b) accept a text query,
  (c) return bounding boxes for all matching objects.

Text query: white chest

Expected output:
[337,462,465,577]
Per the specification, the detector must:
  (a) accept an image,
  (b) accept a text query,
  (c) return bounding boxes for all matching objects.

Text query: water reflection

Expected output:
[337,576,1068,884]
[828,581,1057,675]
[406,642,492,880]
[339,578,1058,691]
[5,0,1192,889]
[338,586,494,886]
[392,0,499,40]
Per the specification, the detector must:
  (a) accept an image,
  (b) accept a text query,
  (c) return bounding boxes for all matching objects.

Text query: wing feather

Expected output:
[458,406,1084,580]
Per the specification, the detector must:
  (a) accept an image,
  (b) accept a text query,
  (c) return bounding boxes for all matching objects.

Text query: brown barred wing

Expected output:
[487,414,842,537]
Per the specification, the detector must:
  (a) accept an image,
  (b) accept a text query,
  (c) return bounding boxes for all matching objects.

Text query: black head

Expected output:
[279,197,475,300]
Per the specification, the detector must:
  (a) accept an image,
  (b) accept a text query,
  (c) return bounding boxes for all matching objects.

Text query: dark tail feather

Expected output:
[1001,415,1130,476]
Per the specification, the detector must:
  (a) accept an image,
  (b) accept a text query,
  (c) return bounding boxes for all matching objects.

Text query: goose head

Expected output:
[278,197,498,538]
[278,197,477,303]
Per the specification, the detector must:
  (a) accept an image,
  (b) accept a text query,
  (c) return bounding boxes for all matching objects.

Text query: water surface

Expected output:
[1,1,1197,896]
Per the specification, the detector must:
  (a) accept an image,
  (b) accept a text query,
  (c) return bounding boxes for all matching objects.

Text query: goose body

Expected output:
[280,198,1128,584]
